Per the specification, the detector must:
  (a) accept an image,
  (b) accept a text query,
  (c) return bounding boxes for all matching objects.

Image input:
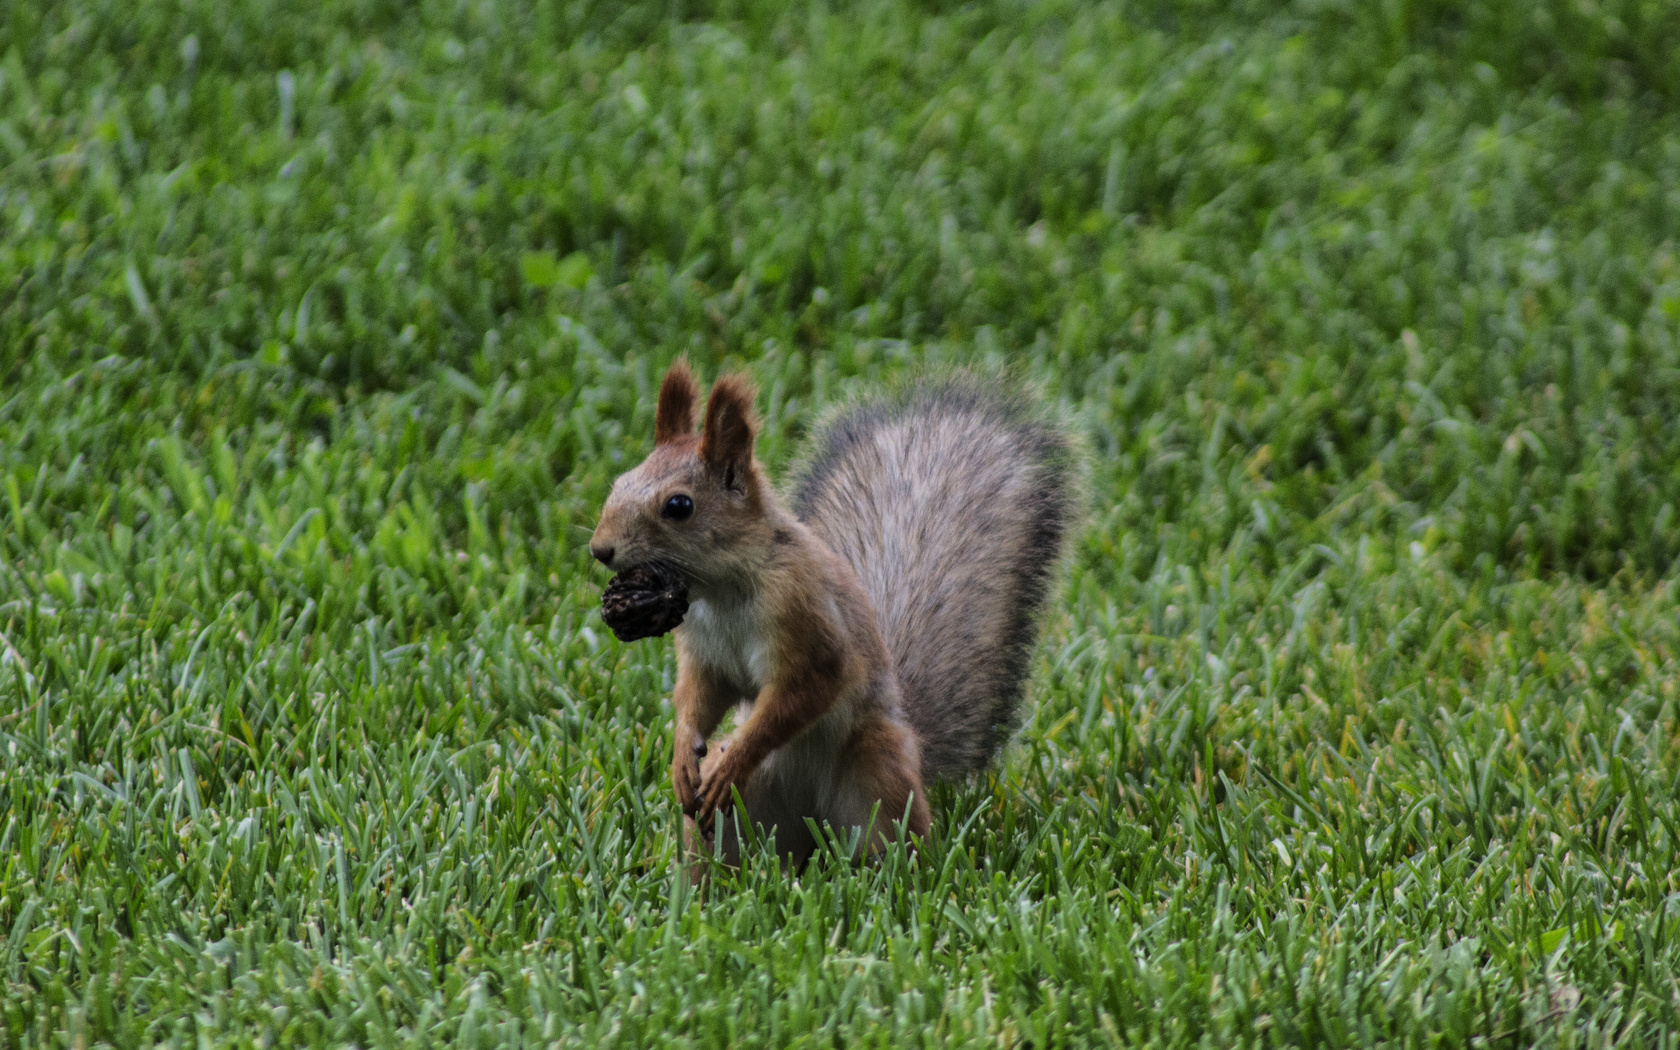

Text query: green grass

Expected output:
[4,0,1680,1044]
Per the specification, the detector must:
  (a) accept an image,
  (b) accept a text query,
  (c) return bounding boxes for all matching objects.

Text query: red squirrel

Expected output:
[591,362,1074,866]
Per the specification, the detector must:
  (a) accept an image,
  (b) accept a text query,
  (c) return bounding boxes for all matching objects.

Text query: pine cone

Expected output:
[600,561,690,642]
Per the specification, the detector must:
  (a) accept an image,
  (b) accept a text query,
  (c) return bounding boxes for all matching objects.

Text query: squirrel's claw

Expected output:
[672,756,701,812]
[691,760,746,832]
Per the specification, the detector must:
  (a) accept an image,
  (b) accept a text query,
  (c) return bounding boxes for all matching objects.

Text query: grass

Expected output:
[4,0,1680,1044]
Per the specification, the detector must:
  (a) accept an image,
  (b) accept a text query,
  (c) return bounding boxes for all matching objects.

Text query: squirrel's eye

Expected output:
[662,494,694,521]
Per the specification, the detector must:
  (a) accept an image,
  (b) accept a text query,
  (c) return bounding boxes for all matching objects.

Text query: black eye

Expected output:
[662,494,694,521]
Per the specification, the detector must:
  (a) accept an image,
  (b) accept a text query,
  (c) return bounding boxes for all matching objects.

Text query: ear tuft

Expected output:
[700,374,758,478]
[654,360,699,445]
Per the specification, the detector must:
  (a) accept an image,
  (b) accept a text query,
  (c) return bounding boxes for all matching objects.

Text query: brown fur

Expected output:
[699,374,757,479]
[592,366,1069,871]
[654,360,698,445]
[837,720,931,846]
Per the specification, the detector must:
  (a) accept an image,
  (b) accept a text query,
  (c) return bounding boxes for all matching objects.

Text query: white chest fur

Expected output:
[681,595,772,695]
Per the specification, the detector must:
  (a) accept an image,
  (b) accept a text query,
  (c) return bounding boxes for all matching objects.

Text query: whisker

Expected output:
[657,554,703,581]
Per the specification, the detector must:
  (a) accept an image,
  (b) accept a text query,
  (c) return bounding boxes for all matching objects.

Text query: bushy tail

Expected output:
[790,378,1075,780]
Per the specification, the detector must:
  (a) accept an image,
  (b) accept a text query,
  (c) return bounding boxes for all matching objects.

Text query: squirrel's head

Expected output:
[590,361,771,590]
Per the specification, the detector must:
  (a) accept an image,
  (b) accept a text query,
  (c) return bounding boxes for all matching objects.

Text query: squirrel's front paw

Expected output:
[672,732,707,813]
[692,755,749,831]
[672,753,701,813]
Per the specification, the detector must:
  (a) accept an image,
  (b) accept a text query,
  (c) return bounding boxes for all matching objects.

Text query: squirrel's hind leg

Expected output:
[820,718,931,860]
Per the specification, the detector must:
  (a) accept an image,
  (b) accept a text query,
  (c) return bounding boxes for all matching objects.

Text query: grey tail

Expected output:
[790,377,1075,781]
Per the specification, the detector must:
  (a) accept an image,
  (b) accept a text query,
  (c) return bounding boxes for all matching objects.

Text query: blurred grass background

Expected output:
[3,0,1680,1045]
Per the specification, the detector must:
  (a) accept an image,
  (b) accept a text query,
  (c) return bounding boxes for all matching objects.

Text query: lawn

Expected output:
[4,0,1680,1045]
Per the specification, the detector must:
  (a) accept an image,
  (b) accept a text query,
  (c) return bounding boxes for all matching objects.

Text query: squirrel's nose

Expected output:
[591,544,615,567]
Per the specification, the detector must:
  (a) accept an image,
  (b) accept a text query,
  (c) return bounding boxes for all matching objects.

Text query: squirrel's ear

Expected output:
[700,374,758,483]
[654,360,699,445]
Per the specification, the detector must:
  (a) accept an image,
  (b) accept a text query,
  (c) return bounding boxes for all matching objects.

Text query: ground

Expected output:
[3,0,1680,1046]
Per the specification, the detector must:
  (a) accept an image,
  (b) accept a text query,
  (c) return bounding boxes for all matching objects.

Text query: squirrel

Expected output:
[589,361,1074,867]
